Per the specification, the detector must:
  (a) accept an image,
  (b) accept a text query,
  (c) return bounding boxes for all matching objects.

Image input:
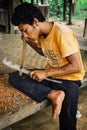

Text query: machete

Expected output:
[2,57,62,84]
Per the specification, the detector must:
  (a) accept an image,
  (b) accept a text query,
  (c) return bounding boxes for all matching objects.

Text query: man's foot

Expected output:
[47,90,65,119]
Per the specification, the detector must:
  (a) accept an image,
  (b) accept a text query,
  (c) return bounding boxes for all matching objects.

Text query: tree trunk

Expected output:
[72,0,76,14]
[68,0,72,24]
[31,0,34,4]
[63,0,67,21]
[41,0,46,4]
[83,18,87,37]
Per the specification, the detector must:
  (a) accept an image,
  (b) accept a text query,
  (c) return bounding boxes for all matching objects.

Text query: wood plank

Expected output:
[0,71,87,129]
[83,18,87,37]
[0,74,50,129]
[0,99,50,129]
[77,37,87,51]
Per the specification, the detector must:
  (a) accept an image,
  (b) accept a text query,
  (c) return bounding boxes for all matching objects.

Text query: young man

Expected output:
[9,2,85,130]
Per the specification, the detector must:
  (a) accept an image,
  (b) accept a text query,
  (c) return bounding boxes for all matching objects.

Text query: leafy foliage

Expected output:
[47,0,87,20]
[76,0,87,10]
[73,0,87,20]
[22,0,87,20]
[47,0,63,18]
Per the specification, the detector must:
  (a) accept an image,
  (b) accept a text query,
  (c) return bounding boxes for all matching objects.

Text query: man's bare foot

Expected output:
[47,90,65,119]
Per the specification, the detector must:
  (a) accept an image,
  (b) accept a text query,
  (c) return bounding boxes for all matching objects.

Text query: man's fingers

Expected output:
[30,71,35,78]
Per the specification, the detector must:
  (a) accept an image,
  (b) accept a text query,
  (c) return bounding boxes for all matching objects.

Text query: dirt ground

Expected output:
[0,20,87,130]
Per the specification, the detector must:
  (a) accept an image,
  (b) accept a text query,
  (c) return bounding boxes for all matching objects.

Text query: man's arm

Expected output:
[30,52,82,81]
[46,52,82,77]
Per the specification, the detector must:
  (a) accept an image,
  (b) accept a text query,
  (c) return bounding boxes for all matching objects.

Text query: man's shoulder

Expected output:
[54,22,72,33]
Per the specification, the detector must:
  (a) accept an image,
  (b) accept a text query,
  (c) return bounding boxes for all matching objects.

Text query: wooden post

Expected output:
[83,18,87,37]
[41,0,46,4]
[68,0,73,24]
[63,0,67,21]
[5,10,10,33]
[36,4,49,19]
[36,0,38,3]
[10,0,21,33]
[31,0,34,4]
[72,0,76,13]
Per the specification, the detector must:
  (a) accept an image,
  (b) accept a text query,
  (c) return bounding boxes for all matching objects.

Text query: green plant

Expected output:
[76,0,87,10]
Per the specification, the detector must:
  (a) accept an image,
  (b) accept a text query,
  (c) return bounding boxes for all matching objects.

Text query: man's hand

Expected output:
[30,69,48,82]
[21,35,44,56]
[30,52,82,81]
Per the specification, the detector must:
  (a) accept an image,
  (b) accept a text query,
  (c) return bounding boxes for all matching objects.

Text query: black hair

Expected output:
[11,2,45,26]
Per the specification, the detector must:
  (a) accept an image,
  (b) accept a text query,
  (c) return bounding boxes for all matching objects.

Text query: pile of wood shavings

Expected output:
[0,74,32,113]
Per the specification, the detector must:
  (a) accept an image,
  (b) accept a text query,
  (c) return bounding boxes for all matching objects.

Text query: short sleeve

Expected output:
[60,32,79,57]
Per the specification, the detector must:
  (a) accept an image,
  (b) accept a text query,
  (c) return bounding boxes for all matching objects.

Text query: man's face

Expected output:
[18,23,39,42]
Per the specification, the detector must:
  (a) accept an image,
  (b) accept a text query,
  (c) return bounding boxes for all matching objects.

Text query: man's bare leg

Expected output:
[47,90,65,119]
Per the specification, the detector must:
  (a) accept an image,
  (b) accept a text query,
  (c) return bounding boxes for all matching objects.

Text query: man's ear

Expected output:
[33,18,39,26]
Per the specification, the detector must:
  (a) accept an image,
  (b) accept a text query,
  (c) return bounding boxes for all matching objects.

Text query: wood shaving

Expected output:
[0,74,33,114]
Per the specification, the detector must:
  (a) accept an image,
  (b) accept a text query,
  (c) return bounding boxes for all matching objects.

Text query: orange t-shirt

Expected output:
[38,22,85,80]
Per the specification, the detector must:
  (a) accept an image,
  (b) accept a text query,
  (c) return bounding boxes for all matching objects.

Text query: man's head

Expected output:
[11,2,45,26]
[11,2,46,42]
